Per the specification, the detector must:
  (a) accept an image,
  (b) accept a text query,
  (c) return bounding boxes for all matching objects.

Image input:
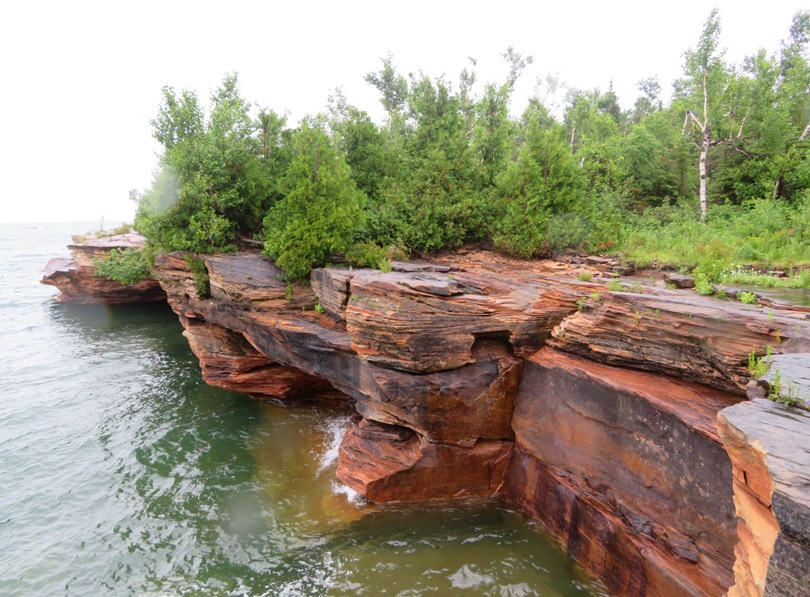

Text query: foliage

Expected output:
[263,124,365,279]
[184,254,210,298]
[345,241,392,272]
[748,345,772,377]
[492,115,585,257]
[739,291,758,304]
[93,248,151,285]
[127,14,810,280]
[136,73,287,254]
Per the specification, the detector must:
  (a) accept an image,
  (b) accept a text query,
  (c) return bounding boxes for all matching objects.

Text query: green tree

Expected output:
[263,124,365,278]
[493,112,585,257]
[677,9,750,222]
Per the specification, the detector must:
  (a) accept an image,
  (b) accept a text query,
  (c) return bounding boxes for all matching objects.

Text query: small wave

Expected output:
[331,480,365,505]
[316,416,350,472]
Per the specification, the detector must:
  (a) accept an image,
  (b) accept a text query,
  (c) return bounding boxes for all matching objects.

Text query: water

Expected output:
[0,222,605,596]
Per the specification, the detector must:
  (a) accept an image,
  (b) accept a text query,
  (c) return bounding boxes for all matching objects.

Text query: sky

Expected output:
[0,0,806,223]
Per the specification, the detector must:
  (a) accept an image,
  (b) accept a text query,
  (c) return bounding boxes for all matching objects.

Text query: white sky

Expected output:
[0,0,805,223]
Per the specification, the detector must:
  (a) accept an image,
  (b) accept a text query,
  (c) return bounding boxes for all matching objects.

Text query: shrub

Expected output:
[184,255,210,298]
[93,248,150,285]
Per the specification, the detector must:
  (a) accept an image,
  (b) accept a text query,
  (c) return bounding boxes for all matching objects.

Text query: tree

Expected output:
[364,54,408,131]
[493,111,585,257]
[263,124,365,278]
[678,9,749,223]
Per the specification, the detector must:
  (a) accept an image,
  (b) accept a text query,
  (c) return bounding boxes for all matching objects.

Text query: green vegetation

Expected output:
[128,10,810,281]
[184,255,210,298]
[93,248,150,285]
[739,291,758,304]
[748,345,772,378]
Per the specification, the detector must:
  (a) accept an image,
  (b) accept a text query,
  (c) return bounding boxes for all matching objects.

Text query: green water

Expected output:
[0,222,606,596]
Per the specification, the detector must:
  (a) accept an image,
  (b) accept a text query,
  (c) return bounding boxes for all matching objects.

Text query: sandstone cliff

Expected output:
[50,242,810,597]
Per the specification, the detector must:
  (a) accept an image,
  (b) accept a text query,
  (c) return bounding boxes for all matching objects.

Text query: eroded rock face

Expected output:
[718,397,810,597]
[149,248,810,597]
[346,267,595,373]
[336,417,513,502]
[507,348,741,596]
[181,316,336,400]
[549,291,810,395]
[41,233,165,303]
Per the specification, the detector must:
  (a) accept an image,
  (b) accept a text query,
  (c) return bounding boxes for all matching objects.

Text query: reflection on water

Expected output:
[0,222,606,596]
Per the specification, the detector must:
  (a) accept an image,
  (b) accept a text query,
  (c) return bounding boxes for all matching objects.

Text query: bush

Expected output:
[93,248,150,285]
[263,125,364,279]
[184,255,210,298]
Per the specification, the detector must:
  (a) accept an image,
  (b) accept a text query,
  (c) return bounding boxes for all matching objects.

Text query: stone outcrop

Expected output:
[508,348,741,596]
[140,248,810,596]
[718,355,810,597]
[549,290,810,395]
[41,232,165,303]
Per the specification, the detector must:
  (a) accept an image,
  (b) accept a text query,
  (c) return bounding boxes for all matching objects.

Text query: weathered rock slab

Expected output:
[42,233,165,304]
[718,398,810,597]
[508,348,740,596]
[336,418,513,503]
[549,291,810,395]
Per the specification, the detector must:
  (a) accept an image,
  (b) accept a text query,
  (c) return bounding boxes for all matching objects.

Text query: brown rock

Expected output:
[336,417,513,502]
[664,273,696,289]
[354,337,522,446]
[41,233,165,304]
[204,253,317,311]
[346,268,592,373]
[718,398,810,597]
[181,316,338,400]
[549,291,810,395]
[508,348,740,596]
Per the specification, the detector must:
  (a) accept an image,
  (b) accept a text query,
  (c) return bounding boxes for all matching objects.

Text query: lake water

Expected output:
[0,222,605,596]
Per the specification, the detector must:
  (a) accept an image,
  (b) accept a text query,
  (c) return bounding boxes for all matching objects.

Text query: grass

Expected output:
[617,198,810,286]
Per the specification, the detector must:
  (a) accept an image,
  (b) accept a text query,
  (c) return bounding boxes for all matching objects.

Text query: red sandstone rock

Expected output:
[346,267,594,373]
[549,290,810,395]
[508,348,740,596]
[41,233,165,304]
[337,417,513,502]
[204,253,317,310]
[181,316,337,400]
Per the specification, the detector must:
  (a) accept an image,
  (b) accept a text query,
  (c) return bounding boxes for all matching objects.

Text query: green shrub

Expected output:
[184,255,210,298]
[577,271,593,282]
[739,291,758,304]
[694,273,714,296]
[346,241,391,271]
[93,248,150,285]
[263,124,364,279]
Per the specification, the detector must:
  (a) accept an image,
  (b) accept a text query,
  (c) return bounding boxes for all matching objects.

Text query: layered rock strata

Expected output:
[41,232,165,303]
[718,355,810,597]
[145,249,810,596]
[507,348,740,596]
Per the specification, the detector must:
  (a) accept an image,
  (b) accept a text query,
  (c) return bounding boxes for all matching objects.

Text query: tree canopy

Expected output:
[131,10,810,282]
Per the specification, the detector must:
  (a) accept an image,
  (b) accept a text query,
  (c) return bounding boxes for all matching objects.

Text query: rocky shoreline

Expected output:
[42,235,810,596]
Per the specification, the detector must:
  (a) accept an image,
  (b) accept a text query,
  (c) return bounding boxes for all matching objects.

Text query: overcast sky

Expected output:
[1,0,805,223]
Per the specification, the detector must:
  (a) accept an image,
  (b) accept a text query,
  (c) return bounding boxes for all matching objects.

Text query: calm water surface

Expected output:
[0,222,605,596]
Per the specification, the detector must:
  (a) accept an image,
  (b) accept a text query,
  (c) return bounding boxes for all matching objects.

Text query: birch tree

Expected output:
[679,9,749,223]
